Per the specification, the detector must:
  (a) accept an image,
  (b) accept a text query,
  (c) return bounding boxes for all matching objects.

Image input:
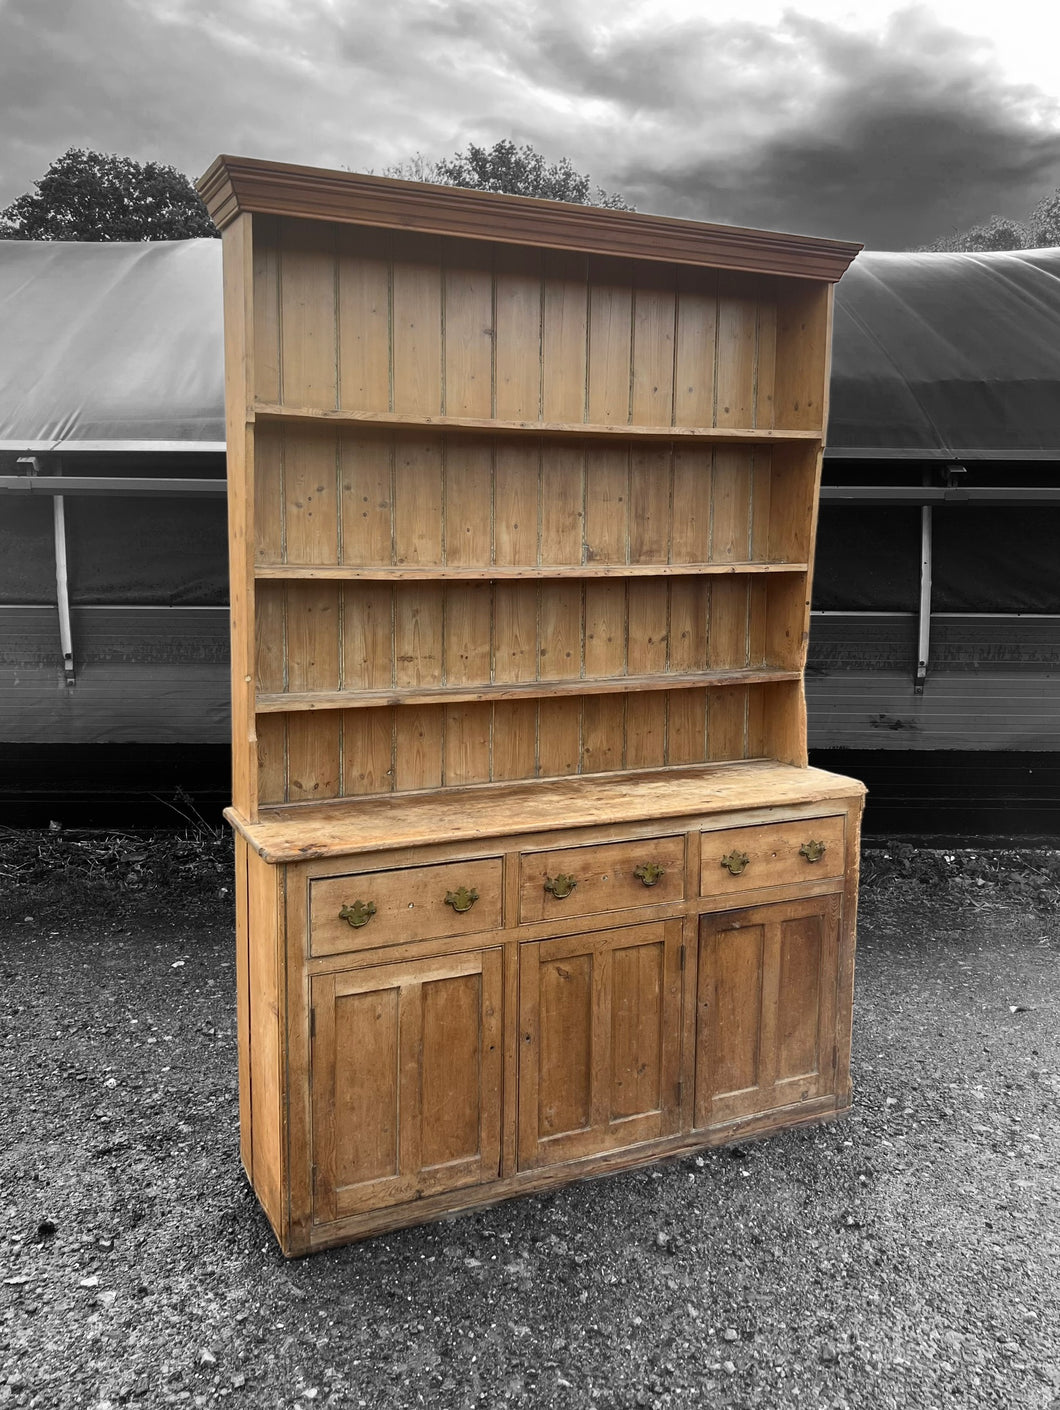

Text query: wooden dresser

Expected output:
[198,155,864,1256]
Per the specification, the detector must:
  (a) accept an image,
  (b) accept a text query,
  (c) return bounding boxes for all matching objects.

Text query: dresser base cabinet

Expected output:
[230,762,863,1255]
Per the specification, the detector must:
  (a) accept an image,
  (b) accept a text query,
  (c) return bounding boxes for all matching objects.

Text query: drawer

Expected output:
[700,815,845,897]
[519,835,685,925]
[310,857,503,957]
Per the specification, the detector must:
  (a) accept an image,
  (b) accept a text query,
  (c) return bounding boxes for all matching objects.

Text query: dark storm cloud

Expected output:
[512,7,1060,247]
[0,0,1058,249]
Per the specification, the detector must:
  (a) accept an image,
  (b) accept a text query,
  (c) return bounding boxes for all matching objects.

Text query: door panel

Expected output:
[696,895,840,1128]
[312,949,502,1222]
[519,920,683,1169]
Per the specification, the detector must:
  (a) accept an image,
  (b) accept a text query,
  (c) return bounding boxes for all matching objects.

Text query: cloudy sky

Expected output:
[2,0,1060,248]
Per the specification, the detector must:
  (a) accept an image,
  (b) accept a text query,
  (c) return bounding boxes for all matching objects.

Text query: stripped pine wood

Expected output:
[339,434,392,566]
[715,272,758,430]
[340,706,394,796]
[539,441,584,566]
[340,583,391,691]
[541,250,588,423]
[391,232,443,417]
[443,439,493,566]
[252,216,281,408]
[393,437,443,565]
[587,256,633,425]
[628,446,671,564]
[674,266,717,427]
[256,712,287,804]
[203,156,862,1254]
[284,430,339,565]
[253,404,822,443]
[337,226,391,413]
[493,443,539,565]
[493,245,542,421]
[442,240,493,419]
[285,583,340,694]
[584,446,629,564]
[279,219,337,411]
[254,426,285,563]
[631,265,676,427]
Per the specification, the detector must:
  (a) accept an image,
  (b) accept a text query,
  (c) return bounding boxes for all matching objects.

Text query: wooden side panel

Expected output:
[221,215,257,818]
[312,949,503,1221]
[234,834,252,1178]
[245,850,286,1236]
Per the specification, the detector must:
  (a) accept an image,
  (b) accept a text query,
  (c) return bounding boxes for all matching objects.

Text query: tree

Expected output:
[0,148,218,241]
[385,139,633,210]
[1030,189,1060,247]
[921,215,1032,253]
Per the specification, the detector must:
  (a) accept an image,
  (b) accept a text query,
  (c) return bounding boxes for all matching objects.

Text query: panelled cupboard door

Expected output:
[695,895,841,1129]
[311,949,503,1223]
[518,921,683,1170]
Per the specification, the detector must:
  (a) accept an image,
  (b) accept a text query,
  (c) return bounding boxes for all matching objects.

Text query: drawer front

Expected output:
[700,815,845,897]
[310,857,503,957]
[519,835,685,925]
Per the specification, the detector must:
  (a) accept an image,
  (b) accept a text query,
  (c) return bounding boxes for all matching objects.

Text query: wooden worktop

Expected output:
[226,760,865,863]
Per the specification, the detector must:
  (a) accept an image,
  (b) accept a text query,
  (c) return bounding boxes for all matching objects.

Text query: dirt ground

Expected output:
[1,834,1058,1410]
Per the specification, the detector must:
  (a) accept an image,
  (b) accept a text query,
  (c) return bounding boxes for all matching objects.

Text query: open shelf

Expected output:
[252,403,823,444]
[253,561,810,581]
[255,667,803,714]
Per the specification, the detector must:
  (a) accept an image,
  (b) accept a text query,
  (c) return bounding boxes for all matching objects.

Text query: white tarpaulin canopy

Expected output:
[2,237,1060,459]
[0,238,224,452]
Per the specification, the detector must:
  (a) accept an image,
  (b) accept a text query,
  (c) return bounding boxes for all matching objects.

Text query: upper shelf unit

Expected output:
[200,156,860,818]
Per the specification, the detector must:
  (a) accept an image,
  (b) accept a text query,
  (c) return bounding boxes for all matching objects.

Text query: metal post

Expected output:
[915,504,931,695]
[52,494,75,686]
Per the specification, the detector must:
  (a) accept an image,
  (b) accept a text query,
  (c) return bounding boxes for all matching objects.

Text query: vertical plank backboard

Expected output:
[443,239,494,419]
[493,245,542,421]
[391,232,443,416]
[541,250,589,423]
[279,219,337,410]
[337,226,391,413]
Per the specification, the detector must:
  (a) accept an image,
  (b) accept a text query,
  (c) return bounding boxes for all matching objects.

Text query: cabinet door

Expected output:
[311,949,503,1223]
[695,895,840,1129]
[518,921,683,1170]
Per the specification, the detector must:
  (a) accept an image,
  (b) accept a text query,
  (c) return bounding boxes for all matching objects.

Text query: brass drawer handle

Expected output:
[800,840,827,863]
[544,873,577,900]
[633,862,665,887]
[720,850,750,876]
[339,900,376,928]
[445,886,479,913]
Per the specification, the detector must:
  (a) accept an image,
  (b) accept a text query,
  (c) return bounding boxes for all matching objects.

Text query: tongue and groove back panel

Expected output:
[240,215,830,811]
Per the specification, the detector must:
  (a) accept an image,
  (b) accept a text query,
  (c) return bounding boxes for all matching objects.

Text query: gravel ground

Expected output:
[1,839,1058,1410]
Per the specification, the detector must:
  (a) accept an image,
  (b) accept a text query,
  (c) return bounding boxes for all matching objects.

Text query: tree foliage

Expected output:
[385,139,633,210]
[921,187,1060,252]
[0,148,218,241]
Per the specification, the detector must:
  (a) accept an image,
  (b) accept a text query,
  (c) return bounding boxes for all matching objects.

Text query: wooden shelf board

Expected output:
[254,561,810,582]
[255,668,803,714]
[226,760,866,863]
[251,404,822,444]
